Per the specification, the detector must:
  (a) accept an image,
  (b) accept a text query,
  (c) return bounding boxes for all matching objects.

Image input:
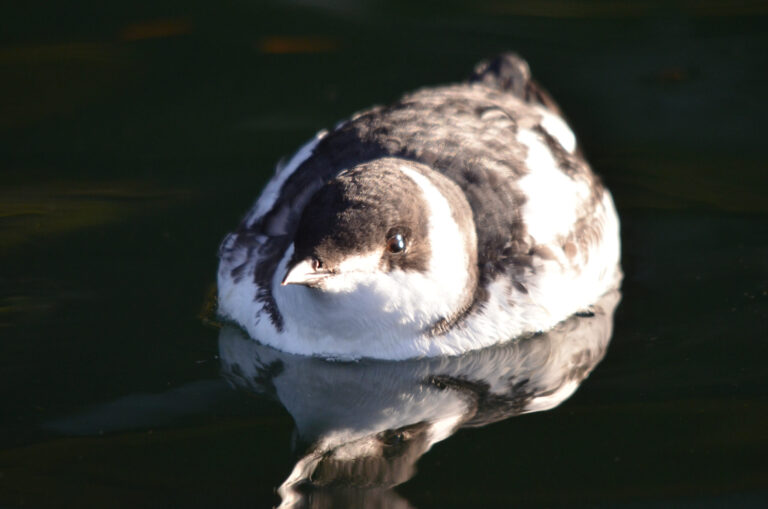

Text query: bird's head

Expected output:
[277,158,478,340]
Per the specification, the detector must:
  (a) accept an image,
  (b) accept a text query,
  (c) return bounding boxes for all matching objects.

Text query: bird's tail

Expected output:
[469,53,563,116]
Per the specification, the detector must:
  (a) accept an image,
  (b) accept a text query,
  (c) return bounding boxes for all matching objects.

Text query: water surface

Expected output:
[1,1,767,507]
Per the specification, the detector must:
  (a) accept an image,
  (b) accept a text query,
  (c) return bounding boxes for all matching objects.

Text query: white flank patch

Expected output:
[516,128,591,245]
[534,105,577,153]
[436,189,622,357]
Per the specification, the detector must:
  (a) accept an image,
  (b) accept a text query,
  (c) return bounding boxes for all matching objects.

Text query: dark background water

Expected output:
[1,1,767,507]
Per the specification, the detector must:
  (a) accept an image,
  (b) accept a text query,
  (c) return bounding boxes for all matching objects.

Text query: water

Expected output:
[1,1,767,507]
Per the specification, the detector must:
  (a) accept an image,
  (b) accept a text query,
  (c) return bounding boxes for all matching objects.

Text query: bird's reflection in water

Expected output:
[219,290,620,508]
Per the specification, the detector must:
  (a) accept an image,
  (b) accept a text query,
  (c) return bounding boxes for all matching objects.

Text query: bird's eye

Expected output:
[386,233,406,254]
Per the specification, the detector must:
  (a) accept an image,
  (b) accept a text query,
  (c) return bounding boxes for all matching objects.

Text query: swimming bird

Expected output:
[217,53,621,360]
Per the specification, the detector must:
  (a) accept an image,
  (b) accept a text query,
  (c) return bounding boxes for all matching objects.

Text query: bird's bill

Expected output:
[281,259,332,287]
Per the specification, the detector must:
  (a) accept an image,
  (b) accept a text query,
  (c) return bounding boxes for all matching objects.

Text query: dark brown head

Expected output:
[277,157,477,339]
[283,160,434,288]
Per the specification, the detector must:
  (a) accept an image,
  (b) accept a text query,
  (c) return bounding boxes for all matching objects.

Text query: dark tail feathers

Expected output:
[469,53,563,115]
[469,53,531,96]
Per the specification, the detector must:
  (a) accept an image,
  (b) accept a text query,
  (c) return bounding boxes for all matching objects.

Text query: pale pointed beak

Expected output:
[281,258,332,287]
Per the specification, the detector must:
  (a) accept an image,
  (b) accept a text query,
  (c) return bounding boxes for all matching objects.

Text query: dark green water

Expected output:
[2,1,767,507]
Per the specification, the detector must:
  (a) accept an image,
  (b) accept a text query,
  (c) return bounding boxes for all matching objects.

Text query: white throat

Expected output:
[272,164,476,359]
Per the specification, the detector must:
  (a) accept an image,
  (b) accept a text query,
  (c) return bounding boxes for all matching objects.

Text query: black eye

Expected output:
[386,233,406,254]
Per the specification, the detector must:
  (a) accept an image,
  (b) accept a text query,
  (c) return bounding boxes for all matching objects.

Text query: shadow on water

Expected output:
[219,290,620,508]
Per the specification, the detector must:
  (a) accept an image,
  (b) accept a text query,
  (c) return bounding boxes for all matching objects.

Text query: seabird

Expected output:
[217,53,622,360]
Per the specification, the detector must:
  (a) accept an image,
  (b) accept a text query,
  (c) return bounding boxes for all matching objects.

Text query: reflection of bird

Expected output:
[217,54,622,359]
[218,289,620,507]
